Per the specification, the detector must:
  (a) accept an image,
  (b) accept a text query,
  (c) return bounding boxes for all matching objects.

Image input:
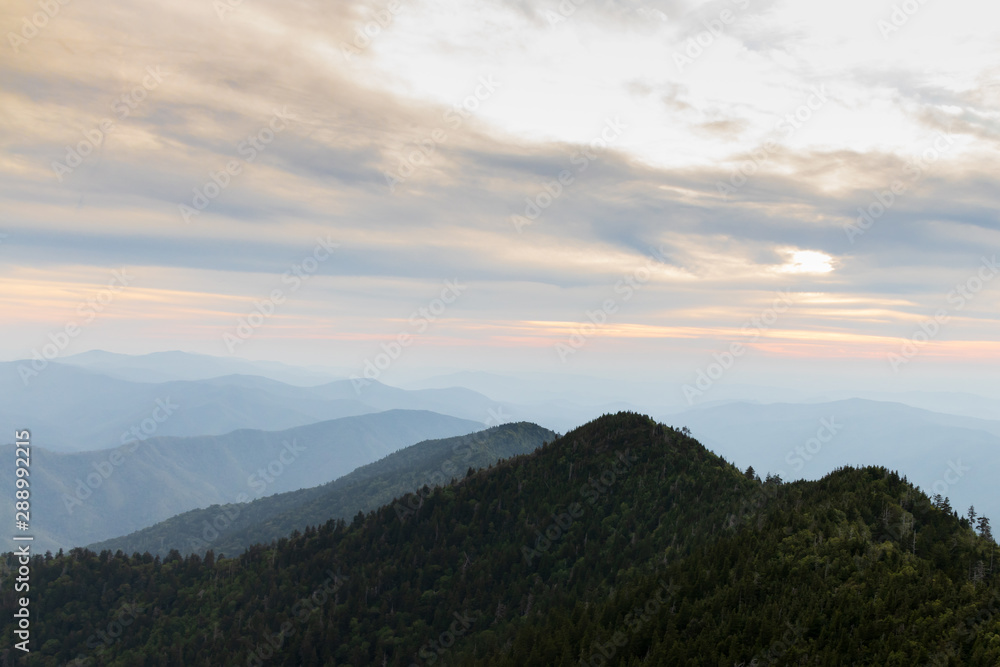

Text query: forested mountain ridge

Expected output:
[2,412,998,666]
[86,422,558,558]
[0,409,482,554]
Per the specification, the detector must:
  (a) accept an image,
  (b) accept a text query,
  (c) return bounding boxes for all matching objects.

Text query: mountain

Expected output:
[0,361,509,452]
[87,422,558,558]
[0,410,481,554]
[60,350,344,385]
[674,398,1000,523]
[401,370,655,432]
[4,412,998,665]
[834,389,1000,423]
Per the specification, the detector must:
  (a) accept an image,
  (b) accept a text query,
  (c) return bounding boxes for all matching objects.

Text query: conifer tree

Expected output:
[977,516,993,542]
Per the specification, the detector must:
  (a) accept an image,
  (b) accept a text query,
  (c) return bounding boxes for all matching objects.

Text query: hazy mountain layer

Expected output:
[676,398,1000,522]
[87,422,558,558]
[0,360,504,452]
[60,349,343,385]
[0,410,480,554]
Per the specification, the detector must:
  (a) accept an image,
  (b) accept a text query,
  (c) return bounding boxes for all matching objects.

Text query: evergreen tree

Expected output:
[4,412,1000,666]
[978,515,993,542]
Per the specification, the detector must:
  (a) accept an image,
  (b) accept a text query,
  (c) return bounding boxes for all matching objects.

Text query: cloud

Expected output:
[0,0,998,389]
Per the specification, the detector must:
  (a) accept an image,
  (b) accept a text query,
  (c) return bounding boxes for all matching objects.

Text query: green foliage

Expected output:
[3,412,999,666]
[87,422,556,558]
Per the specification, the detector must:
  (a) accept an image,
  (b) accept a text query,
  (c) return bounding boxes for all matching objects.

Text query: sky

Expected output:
[2,0,999,400]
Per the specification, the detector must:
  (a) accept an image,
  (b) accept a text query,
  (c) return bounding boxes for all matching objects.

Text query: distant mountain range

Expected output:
[60,349,345,385]
[0,410,481,553]
[88,422,558,558]
[675,398,1000,523]
[5,349,999,563]
[0,360,509,452]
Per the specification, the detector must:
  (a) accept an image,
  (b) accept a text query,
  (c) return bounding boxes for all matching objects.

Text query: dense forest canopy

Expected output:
[2,412,998,666]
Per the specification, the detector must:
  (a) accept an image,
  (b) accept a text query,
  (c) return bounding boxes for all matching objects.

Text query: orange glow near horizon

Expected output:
[3,270,998,363]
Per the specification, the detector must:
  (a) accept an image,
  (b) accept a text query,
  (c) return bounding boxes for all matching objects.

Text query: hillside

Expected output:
[0,410,480,554]
[87,422,558,558]
[2,413,998,665]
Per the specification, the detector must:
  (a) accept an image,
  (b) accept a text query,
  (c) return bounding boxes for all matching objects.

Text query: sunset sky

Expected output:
[2,0,998,397]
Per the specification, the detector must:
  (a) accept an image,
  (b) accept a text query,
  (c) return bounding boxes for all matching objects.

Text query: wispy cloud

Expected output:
[1,0,998,390]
